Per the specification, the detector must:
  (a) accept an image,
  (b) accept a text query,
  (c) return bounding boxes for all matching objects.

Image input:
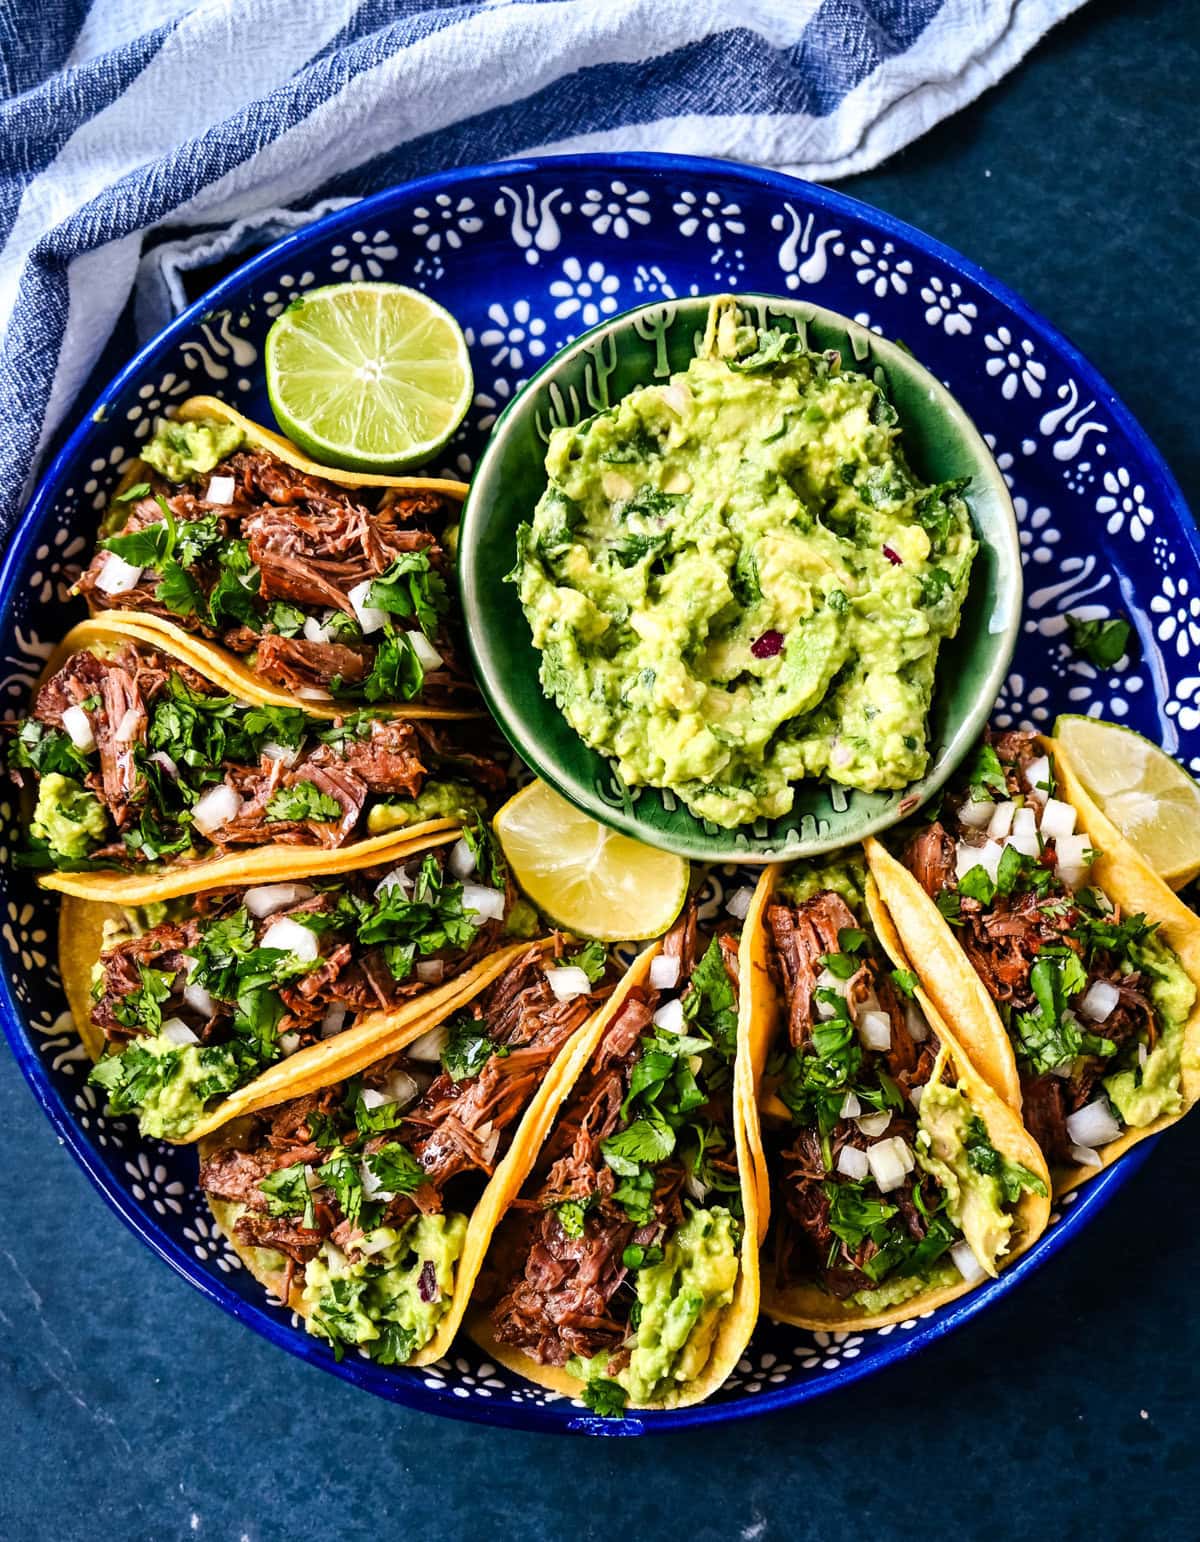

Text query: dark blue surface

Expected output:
[3,0,1198,1532]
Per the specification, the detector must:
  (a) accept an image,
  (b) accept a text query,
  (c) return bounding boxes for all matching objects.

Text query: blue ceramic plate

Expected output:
[1,154,1193,1436]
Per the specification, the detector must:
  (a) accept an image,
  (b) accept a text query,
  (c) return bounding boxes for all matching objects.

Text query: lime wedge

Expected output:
[264,282,472,472]
[494,780,690,941]
[1054,715,1200,887]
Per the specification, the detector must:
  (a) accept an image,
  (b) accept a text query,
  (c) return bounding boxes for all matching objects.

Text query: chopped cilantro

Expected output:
[581,1377,628,1418]
[265,780,344,823]
[1067,613,1132,668]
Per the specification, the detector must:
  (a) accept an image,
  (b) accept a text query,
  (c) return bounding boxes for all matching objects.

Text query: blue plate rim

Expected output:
[0,150,1181,1433]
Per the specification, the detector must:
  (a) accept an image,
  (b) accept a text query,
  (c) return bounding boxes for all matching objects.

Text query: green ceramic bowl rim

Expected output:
[460,292,1022,862]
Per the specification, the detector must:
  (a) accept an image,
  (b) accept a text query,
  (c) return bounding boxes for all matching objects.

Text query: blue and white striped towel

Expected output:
[1,0,1085,535]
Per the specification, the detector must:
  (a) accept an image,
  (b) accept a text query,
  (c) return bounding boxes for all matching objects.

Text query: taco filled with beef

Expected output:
[467,899,760,1414]
[741,854,1049,1330]
[198,937,627,1368]
[10,618,507,901]
[867,729,1200,1191]
[73,397,472,711]
[65,834,545,1142]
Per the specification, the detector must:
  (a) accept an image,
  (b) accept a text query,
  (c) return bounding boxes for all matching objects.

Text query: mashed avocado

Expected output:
[1103,931,1195,1127]
[302,1213,467,1359]
[366,779,487,835]
[515,300,977,827]
[777,853,866,911]
[100,1033,216,1141]
[141,416,244,483]
[31,772,107,860]
[917,1079,1023,1273]
[573,1206,739,1405]
[849,1263,958,1315]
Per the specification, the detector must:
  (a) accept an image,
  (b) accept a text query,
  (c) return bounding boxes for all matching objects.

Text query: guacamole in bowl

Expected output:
[461,293,1020,862]
[514,299,978,828]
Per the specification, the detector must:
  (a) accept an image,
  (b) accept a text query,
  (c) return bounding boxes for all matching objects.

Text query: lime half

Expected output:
[494,780,690,941]
[264,282,473,472]
[1055,715,1200,887]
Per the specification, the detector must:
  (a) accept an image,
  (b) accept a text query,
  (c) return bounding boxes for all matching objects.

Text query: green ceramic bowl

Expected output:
[459,293,1021,863]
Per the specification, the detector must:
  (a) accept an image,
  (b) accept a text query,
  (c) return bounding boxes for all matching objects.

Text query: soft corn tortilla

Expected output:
[466,939,762,1411]
[202,941,659,1369]
[31,616,463,901]
[60,892,548,1143]
[866,731,1200,1194]
[741,863,1050,1331]
[83,396,473,722]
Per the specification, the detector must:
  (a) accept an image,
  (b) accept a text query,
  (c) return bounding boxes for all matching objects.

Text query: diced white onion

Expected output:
[462,883,506,922]
[298,686,332,702]
[909,1084,925,1111]
[192,782,241,835]
[1055,833,1093,888]
[958,796,995,830]
[856,1110,892,1138]
[448,837,477,879]
[652,996,686,1035]
[303,614,334,645]
[836,1145,869,1181]
[205,474,236,505]
[304,1165,322,1191]
[114,706,142,743]
[95,553,143,595]
[375,864,413,897]
[260,916,320,964]
[684,1171,710,1203]
[1012,806,1038,838]
[320,1005,347,1039]
[279,1032,302,1057]
[161,1017,199,1047]
[61,705,95,752]
[244,883,314,919]
[1006,831,1040,859]
[1079,979,1119,1023]
[956,840,1002,883]
[380,1070,421,1110]
[261,740,300,767]
[323,1241,348,1271]
[987,800,1016,840]
[545,965,592,1003]
[1048,1058,1074,1079]
[416,959,445,984]
[725,885,755,921]
[1138,1042,1149,1067]
[347,579,388,635]
[1065,1097,1121,1149]
[150,751,178,779]
[1069,1144,1104,1170]
[410,632,444,671]
[601,470,635,502]
[649,954,680,991]
[839,1091,861,1119]
[1024,756,1052,802]
[866,1139,908,1193]
[859,1009,892,1051]
[659,383,691,417]
[182,978,215,1018]
[479,1125,502,1164]
[950,1240,987,1284]
[406,1022,448,1063]
[361,1161,394,1203]
[1039,797,1077,843]
[360,1087,391,1110]
[905,1000,929,1043]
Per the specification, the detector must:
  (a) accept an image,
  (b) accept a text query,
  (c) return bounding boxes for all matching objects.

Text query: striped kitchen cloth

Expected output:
[1,0,1086,534]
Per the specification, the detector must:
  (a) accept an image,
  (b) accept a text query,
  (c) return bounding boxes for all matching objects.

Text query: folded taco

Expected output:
[467,900,760,1415]
[73,397,472,711]
[66,838,544,1142]
[867,729,1200,1192]
[741,854,1049,1331]
[10,618,507,901]
[197,938,625,1369]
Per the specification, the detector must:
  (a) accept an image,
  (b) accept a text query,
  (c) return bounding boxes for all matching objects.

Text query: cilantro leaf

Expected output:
[365,1142,426,1195]
[1067,613,1132,668]
[963,1114,1048,1203]
[890,968,919,998]
[257,1161,316,1227]
[566,940,608,983]
[442,1016,505,1082]
[581,1378,628,1418]
[601,1115,676,1173]
[367,551,449,639]
[265,780,344,823]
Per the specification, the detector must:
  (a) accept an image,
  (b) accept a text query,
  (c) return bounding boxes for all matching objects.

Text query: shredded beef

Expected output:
[252,635,371,691]
[766,892,859,1049]
[904,820,956,899]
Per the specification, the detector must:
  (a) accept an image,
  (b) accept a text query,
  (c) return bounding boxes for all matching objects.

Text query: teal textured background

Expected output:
[2,0,1197,1535]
